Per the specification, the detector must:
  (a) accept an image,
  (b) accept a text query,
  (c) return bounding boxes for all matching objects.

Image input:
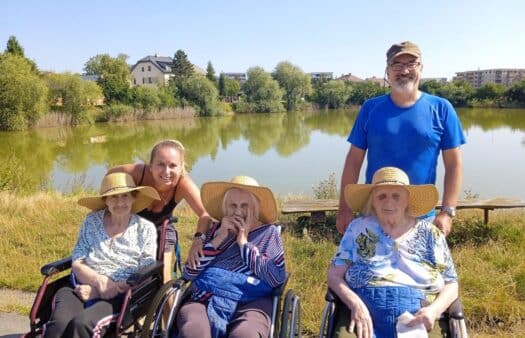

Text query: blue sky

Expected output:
[2,0,523,80]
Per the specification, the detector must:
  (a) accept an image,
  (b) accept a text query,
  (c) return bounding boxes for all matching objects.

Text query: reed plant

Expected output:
[1,190,524,336]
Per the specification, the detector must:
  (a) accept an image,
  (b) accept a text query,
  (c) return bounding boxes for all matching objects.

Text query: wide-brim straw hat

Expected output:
[201,176,278,224]
[78,172,160,213]
[344,167,438,217]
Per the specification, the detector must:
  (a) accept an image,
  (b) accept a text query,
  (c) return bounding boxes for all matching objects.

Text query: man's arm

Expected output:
[336,146,365,234]
[434,147,463,235]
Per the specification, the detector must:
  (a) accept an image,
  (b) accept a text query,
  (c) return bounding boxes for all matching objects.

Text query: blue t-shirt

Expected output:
[348,92,466,185]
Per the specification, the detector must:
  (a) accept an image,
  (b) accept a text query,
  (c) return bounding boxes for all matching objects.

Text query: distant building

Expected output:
[130,54,205,87]
[337,73,364,83]
[364,76,388,88]
[309,72,333,81]
[80,74,100,82]
[221,72,247,83]
[420,77,448,84]
[453,68,525,88]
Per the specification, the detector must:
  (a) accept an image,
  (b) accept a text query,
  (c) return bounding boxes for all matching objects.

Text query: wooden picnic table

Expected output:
[281,198,525,224]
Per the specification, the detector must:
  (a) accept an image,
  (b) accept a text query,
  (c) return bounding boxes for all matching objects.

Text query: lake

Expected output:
[2,108,525,199]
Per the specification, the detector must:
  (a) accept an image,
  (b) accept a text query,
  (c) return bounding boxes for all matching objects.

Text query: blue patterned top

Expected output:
[332,216,457,298]
[183,223,286,301]
[72,209,157,282]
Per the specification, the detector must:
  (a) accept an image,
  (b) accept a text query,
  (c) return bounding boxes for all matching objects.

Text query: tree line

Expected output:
[1,36,525,131]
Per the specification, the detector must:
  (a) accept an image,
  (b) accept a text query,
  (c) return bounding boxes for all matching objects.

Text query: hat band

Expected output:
[375,179,406,185]
[101,185,136,195]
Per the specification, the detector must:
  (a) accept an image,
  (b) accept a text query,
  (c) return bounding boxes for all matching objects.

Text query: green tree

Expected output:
[5,36,24,56]
[4,36,38,73]
[0,54,48,130]
[206,61,217,85]
[347,81,387,105]
[272,61,312,111]
[172,50,194,79]
[218,73,226,96]
[178,76,220,116]
[131,86,161,113]
[84,53,131,103]
[475,82,506,100]
[238,67,284,113]
[313,80,351,109]
[420,80,446,95]
[506,80,525,103]
[439,80,475,106]
[223,77,240,102]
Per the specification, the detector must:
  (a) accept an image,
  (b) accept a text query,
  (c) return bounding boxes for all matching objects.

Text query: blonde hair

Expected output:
[222,188,260,220]
[150,139,186,174]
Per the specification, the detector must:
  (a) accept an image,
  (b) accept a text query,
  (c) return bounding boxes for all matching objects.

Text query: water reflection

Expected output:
[1,108,524,198]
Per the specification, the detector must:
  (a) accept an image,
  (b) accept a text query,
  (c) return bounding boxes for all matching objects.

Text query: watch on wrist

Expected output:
[193,232,206,241]
[440,206,456,218]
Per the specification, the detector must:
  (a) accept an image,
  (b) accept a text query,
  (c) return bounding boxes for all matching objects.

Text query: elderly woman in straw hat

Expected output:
[175,176,286,338]
[327,167,458,338]
[44,173,160,338]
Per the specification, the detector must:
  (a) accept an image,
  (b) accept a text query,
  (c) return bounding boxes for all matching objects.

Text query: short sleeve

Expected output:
[71,217,91,262]
[331,224,356,266]
[439,99,466,150]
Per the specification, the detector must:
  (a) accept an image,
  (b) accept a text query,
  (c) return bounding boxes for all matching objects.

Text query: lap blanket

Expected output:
[352,286,425,338]
[194,267,274,338]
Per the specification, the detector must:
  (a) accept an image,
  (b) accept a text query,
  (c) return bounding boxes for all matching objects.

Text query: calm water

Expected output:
[2,108,525,199]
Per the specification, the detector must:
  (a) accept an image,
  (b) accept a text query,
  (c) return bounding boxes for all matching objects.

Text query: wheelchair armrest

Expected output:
[127,261,164,287]
[40,256,72,276]
[325,288,336,302]
[447,298,464,320]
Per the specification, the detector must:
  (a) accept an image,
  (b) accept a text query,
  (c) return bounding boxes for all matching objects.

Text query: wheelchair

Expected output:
[139,274,301,338]
[318,288,468,338]
[23,216,179,338]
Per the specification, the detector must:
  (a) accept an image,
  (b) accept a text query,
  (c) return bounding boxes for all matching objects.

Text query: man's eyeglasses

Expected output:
[389,61,421,71]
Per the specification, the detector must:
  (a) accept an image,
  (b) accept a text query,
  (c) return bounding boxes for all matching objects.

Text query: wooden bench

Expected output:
[281,198,525,224]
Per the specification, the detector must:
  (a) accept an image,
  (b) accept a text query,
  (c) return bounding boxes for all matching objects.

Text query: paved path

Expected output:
[0,288,34,337]
[0,312,29,337]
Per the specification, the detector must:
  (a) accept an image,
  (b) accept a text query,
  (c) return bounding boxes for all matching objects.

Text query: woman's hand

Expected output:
[210,219,237,248]
[408,305,440,331]
[74,284,99,302]
[222,214,248,247]
[96,275,121,300]
[187,240,204,269]
[347,297,374,338]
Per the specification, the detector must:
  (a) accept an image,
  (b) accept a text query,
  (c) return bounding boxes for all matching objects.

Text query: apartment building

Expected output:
[454,69,525,88]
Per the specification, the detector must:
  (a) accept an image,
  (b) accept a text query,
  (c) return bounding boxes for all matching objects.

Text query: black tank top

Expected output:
[136,165,178,226]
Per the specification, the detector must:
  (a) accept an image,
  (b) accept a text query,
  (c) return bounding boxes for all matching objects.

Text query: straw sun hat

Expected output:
[201,176,278,224]
[78,173,160,213]
[344,167,438,217]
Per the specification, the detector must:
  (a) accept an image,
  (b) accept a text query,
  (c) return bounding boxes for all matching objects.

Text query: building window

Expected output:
[133,78,136,85]
[141,66,144,72]
[148,77,152,84]
[148,65,151,71]
[142,78,145,84]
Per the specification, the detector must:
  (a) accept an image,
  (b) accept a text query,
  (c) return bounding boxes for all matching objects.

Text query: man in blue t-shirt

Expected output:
[336,41,466,236]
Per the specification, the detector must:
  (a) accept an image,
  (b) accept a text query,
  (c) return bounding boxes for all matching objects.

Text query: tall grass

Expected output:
[1,191,524,336]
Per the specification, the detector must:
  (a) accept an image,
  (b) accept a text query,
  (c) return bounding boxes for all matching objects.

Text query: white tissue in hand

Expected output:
[396,311,428,338]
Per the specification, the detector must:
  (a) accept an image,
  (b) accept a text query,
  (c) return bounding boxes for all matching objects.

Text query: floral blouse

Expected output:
[72,209,157,282]
[332,216,457,298]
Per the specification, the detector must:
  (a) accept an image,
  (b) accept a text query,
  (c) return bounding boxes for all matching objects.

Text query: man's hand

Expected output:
[336,209,354,235]
[433,212,452,236]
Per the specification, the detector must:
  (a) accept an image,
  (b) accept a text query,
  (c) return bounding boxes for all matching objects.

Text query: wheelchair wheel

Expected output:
[279,289,301,338]
[140,279,186,338]
[318,300,336,338]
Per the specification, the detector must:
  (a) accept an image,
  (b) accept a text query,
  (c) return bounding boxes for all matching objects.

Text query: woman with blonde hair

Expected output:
[108,139,212,281]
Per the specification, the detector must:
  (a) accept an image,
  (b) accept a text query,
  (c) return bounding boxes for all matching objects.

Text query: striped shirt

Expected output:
[183,223,286,301]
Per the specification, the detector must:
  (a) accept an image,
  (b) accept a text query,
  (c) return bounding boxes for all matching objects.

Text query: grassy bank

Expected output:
[1,191,524,336]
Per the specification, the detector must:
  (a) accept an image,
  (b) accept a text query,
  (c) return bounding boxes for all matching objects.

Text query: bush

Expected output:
[96,103,134,122]
[0,54,48,130]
